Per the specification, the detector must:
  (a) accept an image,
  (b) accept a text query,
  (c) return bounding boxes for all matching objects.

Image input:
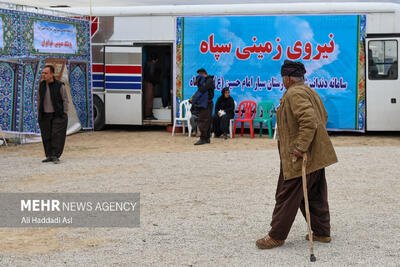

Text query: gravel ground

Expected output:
[0,133,399,266]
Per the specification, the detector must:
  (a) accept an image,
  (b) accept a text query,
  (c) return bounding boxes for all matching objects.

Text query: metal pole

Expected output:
[90,0,93,20]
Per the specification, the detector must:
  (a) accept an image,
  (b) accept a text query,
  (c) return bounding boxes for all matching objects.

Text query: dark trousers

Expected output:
[144,81,154,117]
[212,114,232,136]
[268,165,330,240]
[161,77,171,108]
[198,102,213,139]
[39,113,68,158]
[190,114,198,133]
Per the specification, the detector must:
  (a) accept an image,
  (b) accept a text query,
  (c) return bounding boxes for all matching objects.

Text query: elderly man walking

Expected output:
[256,60,338,249]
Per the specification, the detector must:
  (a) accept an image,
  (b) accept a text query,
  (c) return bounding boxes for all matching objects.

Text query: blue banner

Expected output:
[182,15,363,130]
[34,20,77,54]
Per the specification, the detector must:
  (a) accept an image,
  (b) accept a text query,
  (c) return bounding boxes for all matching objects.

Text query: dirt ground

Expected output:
[2,127,400,158]
[0,128,399,266]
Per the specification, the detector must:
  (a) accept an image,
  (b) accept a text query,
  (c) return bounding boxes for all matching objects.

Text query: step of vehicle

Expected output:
[153,108,172,121]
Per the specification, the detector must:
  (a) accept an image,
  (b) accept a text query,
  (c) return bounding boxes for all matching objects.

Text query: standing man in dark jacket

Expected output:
[212,87,235,139]
[36,65,69,164]
[194,68,215,145]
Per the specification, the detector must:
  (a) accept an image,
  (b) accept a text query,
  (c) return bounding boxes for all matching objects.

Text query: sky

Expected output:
[3,0,400,8]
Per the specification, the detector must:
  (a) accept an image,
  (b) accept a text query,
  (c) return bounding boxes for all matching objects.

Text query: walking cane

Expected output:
[301,153,316,262]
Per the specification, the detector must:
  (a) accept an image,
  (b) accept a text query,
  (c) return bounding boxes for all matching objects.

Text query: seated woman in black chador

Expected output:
[212,87,235,139]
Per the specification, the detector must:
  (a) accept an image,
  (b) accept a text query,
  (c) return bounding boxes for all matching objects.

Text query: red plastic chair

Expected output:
[232,100,257,138]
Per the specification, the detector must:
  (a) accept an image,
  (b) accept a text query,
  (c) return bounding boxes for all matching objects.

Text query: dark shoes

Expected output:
[42,156,60,164]
[214,133,228,139]
[194,138,210,145]
[194,138,206,145]
[256,235,285,249]
[42,157,53,163]
[306,234,331,243]
[144,116,158,120]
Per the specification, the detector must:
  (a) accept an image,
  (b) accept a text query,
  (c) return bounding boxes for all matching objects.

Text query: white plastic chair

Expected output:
[0,126,8,146]
[273,105,278,140]
[172,99,192,137]
[229,101,237,138]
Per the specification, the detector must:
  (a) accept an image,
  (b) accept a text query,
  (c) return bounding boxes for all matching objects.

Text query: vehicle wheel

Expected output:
[93,95,105,130]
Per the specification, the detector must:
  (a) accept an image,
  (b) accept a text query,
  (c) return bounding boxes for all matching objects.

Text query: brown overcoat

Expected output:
[277,81,338,180]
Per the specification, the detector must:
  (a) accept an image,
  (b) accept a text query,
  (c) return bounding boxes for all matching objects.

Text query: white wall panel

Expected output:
[110,16,175,42]
[366,13,396,34]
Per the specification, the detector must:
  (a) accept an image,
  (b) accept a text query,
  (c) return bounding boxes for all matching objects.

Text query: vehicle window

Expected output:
[368,40,397,80]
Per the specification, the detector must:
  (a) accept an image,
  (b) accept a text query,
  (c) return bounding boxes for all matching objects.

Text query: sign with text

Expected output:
[0,193,140,227]
[34,20,77,54]
[182,15,364,130]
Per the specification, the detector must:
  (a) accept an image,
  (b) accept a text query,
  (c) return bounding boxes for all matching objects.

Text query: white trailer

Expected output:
[89,16,175,129]
[64,2,400,131]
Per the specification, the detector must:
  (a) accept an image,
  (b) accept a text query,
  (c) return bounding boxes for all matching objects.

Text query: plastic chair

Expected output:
[232,100,257,138]
[0,126,7,146]
[253,101,275,139]
[273,104,279,139]
[229,101,237,138]
[172,100,192,137]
